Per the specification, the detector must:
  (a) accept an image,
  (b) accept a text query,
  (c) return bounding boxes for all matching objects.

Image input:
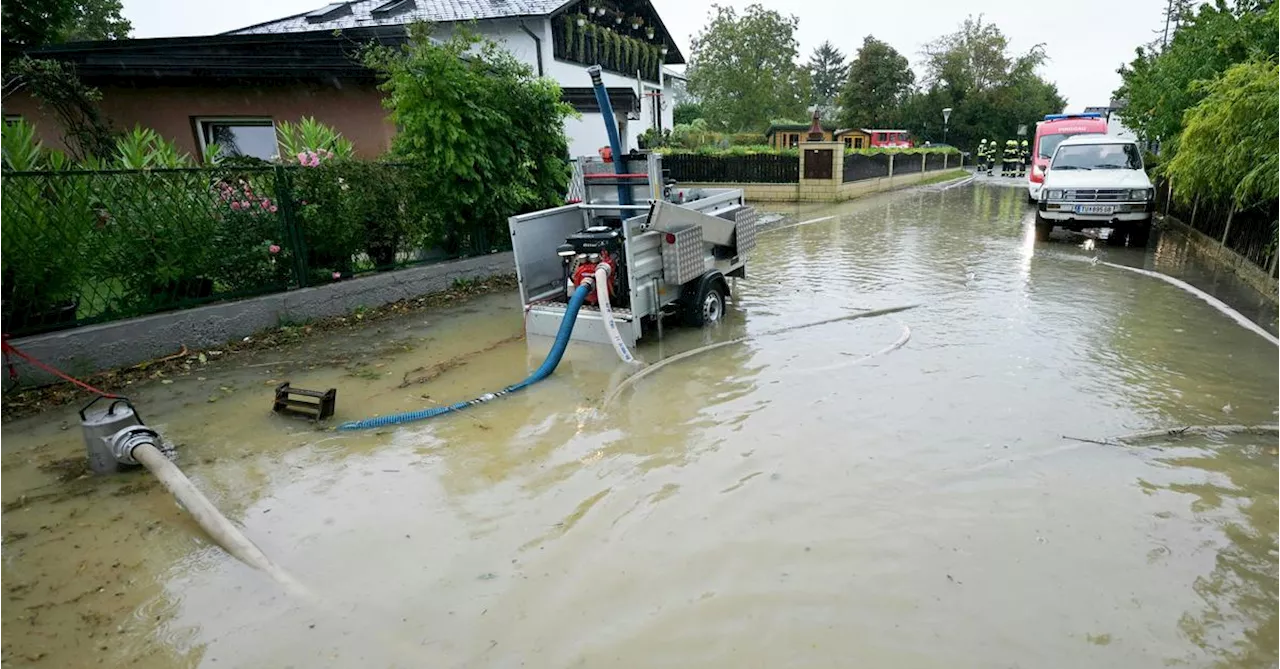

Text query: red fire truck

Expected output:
[1027,113,1107,201]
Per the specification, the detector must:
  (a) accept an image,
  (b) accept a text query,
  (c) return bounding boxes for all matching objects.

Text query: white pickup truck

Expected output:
[1034,135,1155,246]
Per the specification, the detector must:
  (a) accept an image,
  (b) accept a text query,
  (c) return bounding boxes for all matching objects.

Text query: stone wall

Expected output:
[7,253,515,385]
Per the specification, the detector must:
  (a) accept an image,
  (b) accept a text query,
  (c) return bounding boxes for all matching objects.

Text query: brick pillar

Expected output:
[799,140,843,202]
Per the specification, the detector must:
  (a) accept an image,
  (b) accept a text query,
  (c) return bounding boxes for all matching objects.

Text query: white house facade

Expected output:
[229,0,682,158]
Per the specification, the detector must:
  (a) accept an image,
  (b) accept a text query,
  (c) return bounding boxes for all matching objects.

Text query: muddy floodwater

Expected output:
[3,180,1277,668]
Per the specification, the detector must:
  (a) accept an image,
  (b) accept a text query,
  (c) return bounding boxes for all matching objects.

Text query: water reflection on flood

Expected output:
[2,182,1276,668]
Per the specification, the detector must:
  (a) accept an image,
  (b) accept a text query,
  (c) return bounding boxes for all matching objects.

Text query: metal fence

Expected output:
[893,153,924,175]
[1,163,507,336]
[1155,178,1278,276]
[842,153,890,182]
[924,153,948,172]
[663,153,799,184]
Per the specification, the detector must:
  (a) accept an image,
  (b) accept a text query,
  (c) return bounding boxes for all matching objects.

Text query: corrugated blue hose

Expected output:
[337,283,593,431]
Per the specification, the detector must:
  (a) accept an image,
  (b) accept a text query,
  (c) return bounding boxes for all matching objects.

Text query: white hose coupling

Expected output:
[105,425,163,465]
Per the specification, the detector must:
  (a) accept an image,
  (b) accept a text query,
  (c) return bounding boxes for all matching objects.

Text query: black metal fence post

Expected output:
[273,165,310,288]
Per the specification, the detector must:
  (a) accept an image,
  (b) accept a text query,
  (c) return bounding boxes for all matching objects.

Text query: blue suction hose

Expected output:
[337,283,594,431]
[587,65,632,207]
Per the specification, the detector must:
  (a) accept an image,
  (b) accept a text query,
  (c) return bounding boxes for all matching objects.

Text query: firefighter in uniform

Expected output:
[976,140,988,175]
[1002,139,1019,177]
[986,138,998,175]
[1018,139,1030,177]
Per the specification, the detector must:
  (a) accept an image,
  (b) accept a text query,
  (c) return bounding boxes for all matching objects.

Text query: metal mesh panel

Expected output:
[662,225,704,285]
[733,207,758,255]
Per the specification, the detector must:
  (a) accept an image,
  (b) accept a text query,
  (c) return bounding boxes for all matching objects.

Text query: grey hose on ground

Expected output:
[132,443,313,600]
[1094,260,1279,346]
[602,305,918,408]
[785,319,912,376]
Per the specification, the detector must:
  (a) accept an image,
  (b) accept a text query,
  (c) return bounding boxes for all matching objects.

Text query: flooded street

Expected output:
[4,180,1277,668]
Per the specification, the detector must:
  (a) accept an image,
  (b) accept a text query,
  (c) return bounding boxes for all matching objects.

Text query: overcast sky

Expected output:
[120,0,1170,110]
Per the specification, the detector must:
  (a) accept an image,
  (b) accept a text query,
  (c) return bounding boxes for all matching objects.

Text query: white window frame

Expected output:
[194,116,277,161]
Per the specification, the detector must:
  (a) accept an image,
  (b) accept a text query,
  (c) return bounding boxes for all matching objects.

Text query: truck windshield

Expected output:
[1050,144,1143,171]
[1037,133,1070,159]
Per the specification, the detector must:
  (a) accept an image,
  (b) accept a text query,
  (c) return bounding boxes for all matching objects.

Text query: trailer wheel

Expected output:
[684,279,726,327]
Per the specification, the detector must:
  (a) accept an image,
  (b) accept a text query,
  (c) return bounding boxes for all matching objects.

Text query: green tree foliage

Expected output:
[1113,0,1276,148]
[673,101,704,125]
[1,0,131,53]
[4,57,117,160]
[806,40,848,110]
[897,17,1064,150]
[366,24,575,251]
[1164,59,1277,207]
[685,4,810,132]
[837,36,913,129]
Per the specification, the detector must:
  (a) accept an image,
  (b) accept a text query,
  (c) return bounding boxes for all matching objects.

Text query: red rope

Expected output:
[2,336,120,398]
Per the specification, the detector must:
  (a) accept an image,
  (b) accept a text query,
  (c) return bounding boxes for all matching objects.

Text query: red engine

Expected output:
[570,249,616,305]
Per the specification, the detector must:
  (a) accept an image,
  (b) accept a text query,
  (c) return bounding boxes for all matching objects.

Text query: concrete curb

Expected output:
[7,252,515,386]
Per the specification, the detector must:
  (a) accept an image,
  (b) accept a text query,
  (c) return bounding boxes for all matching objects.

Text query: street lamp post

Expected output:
[942,107,952,145]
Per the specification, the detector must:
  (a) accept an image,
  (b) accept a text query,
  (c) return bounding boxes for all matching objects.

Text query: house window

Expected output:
[876,132,886,142]
[788,133,799,148]
[854,137,864,149]
[196,117,277,160]
[843,137,851,148]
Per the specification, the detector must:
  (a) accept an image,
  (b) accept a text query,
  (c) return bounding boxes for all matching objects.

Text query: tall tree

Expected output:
[685,4,809,132]
[807,41,848,110]
[1114,0,1276,149]
[837,36,913,129]
[896,17,1063,150]
[2,0,131,54]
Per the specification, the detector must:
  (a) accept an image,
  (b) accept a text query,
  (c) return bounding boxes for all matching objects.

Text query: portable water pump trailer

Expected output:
[510,76,756,347]
[510,153,757,346]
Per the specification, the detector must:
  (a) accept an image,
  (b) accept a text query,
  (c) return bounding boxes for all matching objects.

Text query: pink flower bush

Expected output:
[332,271,342,280]
[230,200,242,211]
[268,244,281,254]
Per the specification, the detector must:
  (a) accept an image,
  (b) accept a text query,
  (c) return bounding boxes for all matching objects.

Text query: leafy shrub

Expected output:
[210,172,293,293]
[366,25,574,255]
[0,122,92,325]
[276,117,356,162]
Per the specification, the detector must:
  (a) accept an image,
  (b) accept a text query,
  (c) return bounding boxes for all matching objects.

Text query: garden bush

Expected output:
[0,117,472,333]
[365,25,574,256]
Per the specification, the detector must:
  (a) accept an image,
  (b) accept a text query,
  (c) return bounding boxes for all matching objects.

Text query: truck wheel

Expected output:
[1033,212,1053,242]
[1128,221,1151,248]
[684,281,726,327]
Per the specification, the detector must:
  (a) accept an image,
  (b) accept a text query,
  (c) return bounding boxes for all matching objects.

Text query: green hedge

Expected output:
[659,145,959,158]
[0,162,502,336]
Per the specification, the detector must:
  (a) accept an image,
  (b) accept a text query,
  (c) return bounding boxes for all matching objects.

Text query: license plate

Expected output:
[1074,204,1114,214]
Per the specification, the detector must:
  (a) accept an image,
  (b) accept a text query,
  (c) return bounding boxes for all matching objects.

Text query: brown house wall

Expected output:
[4,82,395,160]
